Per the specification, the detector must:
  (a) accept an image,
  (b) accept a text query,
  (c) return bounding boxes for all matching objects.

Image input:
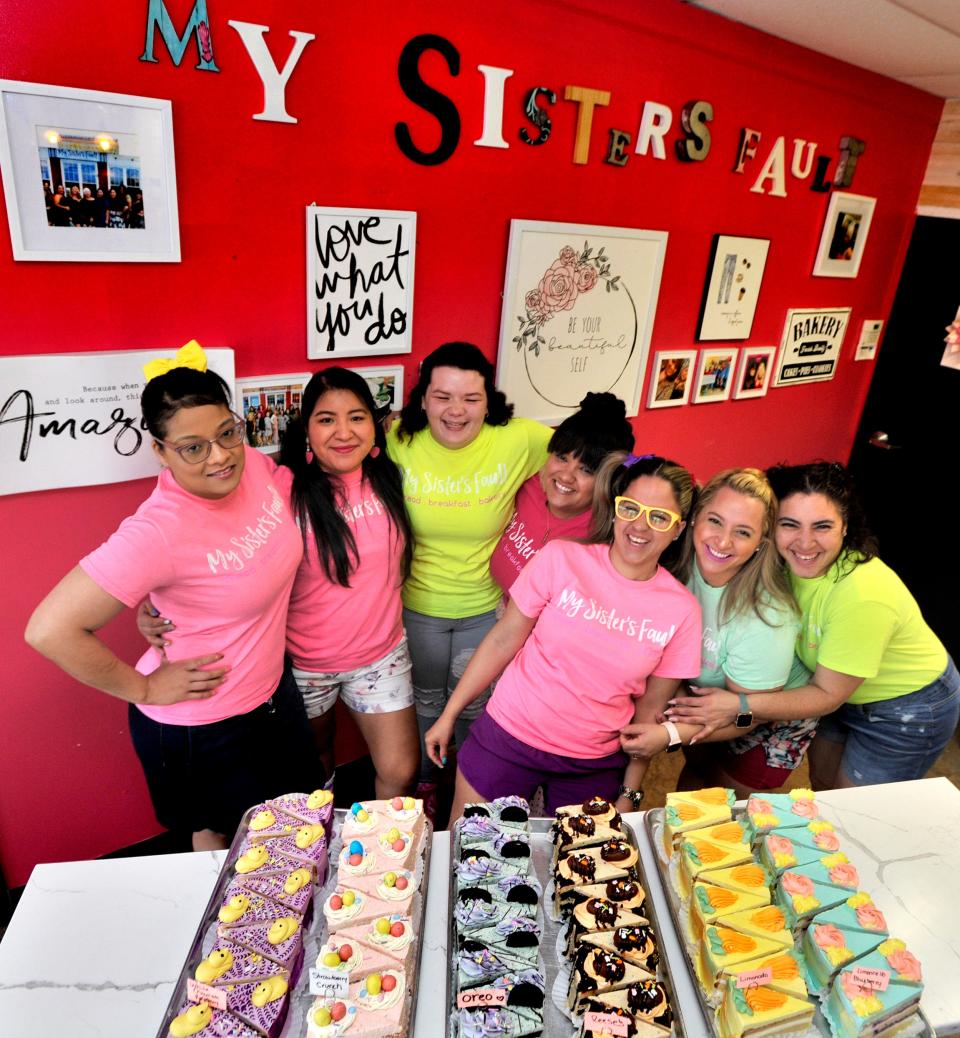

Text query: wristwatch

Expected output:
[660,719,683,753]
[618,785,645,809]
[735,691,753,729]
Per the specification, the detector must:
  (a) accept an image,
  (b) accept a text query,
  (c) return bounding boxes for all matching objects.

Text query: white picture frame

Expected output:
[347,364,405,412]
[774,307,851,386]
[306,205,416,360]
[692,348,738,404]
[697,234,770,341]
[235,372,311,454]
[646,349,695,409]
[496,218,668,423]
[0,79,180,262]
[732,346,776,399]
[812,192,876,278]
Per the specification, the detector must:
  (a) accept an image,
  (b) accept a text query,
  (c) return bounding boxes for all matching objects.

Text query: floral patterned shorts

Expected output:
[291,637,414,719]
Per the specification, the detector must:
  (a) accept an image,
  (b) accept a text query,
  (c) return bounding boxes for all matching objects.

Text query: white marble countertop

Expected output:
[0,779,957,1037]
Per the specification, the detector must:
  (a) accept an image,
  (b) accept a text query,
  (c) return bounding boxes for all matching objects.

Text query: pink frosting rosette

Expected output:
[856,904,888,931]
[766,835,794,857]
[790,798,819,819]
[829,863,860,887]
[888,949,922,981]
[814,831,841,852]
[749,798,774,816]
[781,872,814,896]
[813,923,847,949]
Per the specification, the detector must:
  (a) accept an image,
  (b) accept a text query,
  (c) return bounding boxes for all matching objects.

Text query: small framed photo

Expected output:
[646,349,695,409]
[347,364,405,411]
[732,346,776,399]
[812,192,876,278]
[854,319,884,361]
[693,349,738,404]
[697,234,770,341]
[0,79,180,261]
[235,372,310,453]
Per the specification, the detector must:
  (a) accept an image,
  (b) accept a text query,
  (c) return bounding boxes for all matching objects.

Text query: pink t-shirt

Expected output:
[285,467,405,672]
[489,475,593,595]
[486,540,702,758]
[80,448,302,725]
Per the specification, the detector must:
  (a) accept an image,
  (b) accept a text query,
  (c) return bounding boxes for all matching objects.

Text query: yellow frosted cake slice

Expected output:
[696,861,773,897]
[690,882,770,943]
[721,948,809,1000]
[696,924,784,995]
[715,905,793,949]
[715,976,815,1038]
[677,836,755,900]
[662,788,736,857]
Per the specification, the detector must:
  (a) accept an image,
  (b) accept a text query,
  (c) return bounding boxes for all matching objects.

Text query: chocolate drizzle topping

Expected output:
[571,815,596,836]
[612,925,657,965]
[584,796,610,816]
[586,898,618,927]
[627,980,672,1026]
[567,853,596,880]
[592,950,626,982]
[606,879,639,901]
[601,838,631,862]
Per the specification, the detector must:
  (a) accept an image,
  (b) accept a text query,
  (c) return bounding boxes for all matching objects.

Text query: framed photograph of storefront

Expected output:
[812,192,876,278]
[0,80,180,261]
[697,234,770,340]
[692,348,738,404]
[732,345,776,399]
[774,307,851,386]
[496,219,668,423]
[646,349,695,409]
[306,206,416,360]
[347,364,405,412]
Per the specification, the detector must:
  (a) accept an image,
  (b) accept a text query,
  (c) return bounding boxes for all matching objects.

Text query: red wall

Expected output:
[0,0,942,884]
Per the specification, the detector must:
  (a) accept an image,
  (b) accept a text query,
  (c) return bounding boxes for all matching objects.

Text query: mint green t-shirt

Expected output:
[386,418,550,618]
[791,555,947,705]
[687,562,800,690]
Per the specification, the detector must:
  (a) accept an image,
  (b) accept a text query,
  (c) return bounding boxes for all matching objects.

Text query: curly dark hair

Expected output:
[141,366,232,439]
[548,392,635,473]
[767,460,878,575]
[396,342,513,441]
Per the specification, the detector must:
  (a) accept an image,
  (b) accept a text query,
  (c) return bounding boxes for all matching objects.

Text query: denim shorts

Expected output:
[458,710,629,815]
[816,656,960,785]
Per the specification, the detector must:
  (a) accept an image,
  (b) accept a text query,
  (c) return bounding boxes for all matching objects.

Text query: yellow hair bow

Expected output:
[143,340,208,382]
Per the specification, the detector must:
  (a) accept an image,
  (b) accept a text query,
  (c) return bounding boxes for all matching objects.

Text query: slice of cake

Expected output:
[576,924,660,975]
[236,824,328,882]
[227,914,304,972]
[696,862,773,898]
[555,796,621,827]
[662,787,736,856]
[233,842,305,881]
[458,854,529,890]
[775,869,854,930]
[676,835,755,900]
[316,934,399,984]
[346,867,418,911]
[813,892,889,937]
[457,1006,543,1037]
[348,970,409,1038]
[783,854,860,892]
[460,917,542,965]
[223,975,289,1037]
[565,897,648,955]
[457,873,542,912]
[167,1001,260,1037]
[845,937,923,987]
[743,789,819,840]
[268,789,335,830]
[463,795,531,830]
[305,997,358,1038]
[759,830,844,875]
[715,904,793,949]
[324,886,402,932]
[239,866,315,919]
[458,946,534,990]
[800,922,886,993]
[580,978,673,1030]
[336,913,417,968]
[216,880,303,934]
[696,924,786,996]
[715,976,815,1038]
[455,898,538,934]
[690,884,771,944]
[554,839,639,912]
[245,804,299,843]
[194,939,289,987]
[374,825,424,871]
[823,954,923,1038]
[567,947,657,1014]
[552,813,623,863]
[720,948,809,1000]
[338,838,381,878]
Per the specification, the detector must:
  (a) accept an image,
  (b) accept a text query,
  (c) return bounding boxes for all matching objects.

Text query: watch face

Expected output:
[735,713,752,729]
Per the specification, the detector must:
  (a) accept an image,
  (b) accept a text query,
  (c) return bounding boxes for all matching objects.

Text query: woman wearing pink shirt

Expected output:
[26,355,320,850]
[424,453,703,818]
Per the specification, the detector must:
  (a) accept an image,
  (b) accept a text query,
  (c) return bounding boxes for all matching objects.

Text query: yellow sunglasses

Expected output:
[614,496,682,531]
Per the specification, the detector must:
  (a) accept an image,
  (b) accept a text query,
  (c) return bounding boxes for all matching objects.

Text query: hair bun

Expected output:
[578,391,627,421]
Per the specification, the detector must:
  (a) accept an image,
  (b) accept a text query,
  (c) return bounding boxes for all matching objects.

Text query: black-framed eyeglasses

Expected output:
[157,417,246,465]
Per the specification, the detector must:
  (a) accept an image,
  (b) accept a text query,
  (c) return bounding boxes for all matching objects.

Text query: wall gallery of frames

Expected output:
[0,0,943,883]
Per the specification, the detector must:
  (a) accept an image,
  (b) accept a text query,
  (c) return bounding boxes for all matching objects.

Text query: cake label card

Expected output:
[851,966,890,991]
[584,1012,630,1036]
[456,988,508,1008]
[737,967,774,988]
[309,968,350,998]
[187,979,227,1010]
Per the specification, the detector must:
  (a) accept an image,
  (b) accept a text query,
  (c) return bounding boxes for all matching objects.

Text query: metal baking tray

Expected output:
[156,804,432,1038]
[642,807,936,1038]
[446,812,681,1037]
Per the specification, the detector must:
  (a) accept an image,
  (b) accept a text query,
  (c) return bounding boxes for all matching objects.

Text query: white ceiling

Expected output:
[687,0,960,98]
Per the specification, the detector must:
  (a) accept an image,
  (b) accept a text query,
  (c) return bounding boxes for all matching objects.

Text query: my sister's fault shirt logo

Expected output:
[205,483,287,574]
[556,586,677,646]
[401,462,508,502]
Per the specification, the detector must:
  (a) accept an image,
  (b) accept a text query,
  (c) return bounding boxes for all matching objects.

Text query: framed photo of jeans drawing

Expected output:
[496,219,668,423]
[696,234,770,341]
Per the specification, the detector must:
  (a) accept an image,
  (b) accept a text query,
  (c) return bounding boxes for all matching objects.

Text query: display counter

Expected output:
[1,778,958,1037]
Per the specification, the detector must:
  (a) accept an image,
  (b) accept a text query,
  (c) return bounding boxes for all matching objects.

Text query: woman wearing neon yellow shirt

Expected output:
[663,462,959,788]
[386,342,551,798]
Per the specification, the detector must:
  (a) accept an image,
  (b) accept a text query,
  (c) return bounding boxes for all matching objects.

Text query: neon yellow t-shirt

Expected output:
[790,555,946,705]
[386,418,550,617]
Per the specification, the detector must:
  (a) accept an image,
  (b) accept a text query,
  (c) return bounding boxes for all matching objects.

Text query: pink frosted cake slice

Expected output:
[268,789,335,829]
[344,867,418,913]
[216,879,303,934]
[348,970,409,1038]
[226,914,304,972]
[239,865,315,919]
[324,886,403,932]
[194,938,290,987]
[374,824,424,871]
[339,838,381,879]
[316,933,400,983]
[167,1001,260,1037]
[336,913,416,968]
[341,797,426,841]
[306,997,360,1037]
[222,975,290,1037]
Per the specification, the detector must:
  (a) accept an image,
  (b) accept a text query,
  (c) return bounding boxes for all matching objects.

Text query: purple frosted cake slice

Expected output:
[216,879,303,934]
[194,938,290,987]
[245,804,300,843]
[268,789,335,829]
[224,975,290,1037]
[239,823,328,882]
[227,914,304,972]
[239,866,315,921]
[166,1001,260,1037]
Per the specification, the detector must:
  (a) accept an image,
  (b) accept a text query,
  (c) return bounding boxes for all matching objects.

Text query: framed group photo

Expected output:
[732,346,776,399]
[812,192,876,278]
[692,348,738,404]
[697,234,769,341]
[646,349,695,408]
[235,373,310,453]
[0,80,180,262]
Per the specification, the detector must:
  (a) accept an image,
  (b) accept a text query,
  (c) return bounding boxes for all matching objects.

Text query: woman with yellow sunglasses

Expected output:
[423,453,702,819]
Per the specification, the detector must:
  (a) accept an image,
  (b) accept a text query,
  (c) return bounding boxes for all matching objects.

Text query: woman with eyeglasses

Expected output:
[423,453,702,818]
[663,462,960,789]
[25,347,320,850]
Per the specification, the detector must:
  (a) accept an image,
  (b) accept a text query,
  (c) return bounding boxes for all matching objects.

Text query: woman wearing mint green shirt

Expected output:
[662,462,959,789]
[621,468,816,796]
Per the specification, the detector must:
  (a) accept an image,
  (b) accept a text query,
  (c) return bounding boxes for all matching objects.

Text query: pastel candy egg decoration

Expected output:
[331,1001,348,1021]
[382,973,397,992]
[375,917,391,935]
[366,973,382,996]
[342,890,356,906]
[383,872,397,888]
[349,840,364,856]
[314,1007,332,1027]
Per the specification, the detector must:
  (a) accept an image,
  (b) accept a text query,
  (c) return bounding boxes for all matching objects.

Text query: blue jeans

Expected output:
[816,657,960,785]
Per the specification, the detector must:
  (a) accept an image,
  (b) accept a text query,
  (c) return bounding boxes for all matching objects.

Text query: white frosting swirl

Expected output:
[342,811,379,837]
[377,831,412,860]
[367,915,414,954]
[376,872,415,901]
[317,941,362,973]
[339,847,377,875]
[307,998,358,1038]
[324,890,365,925]
[357,971,405,1012]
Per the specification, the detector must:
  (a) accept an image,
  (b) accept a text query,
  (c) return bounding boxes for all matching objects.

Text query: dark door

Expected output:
[847,215,959,663]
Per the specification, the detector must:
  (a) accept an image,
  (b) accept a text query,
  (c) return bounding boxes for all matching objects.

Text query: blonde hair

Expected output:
[676,467,796,625]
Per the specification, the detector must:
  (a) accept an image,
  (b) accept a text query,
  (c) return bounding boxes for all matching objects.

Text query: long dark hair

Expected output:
[280,368,413,588]
[767,461,877,577]
[396,341,512,441]
[141,366,232,439]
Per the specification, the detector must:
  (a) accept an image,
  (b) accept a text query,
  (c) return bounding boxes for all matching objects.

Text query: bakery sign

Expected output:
[773,307,851,387]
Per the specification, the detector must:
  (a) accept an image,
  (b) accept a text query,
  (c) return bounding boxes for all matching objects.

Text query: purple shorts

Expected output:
[457,710,629,816]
